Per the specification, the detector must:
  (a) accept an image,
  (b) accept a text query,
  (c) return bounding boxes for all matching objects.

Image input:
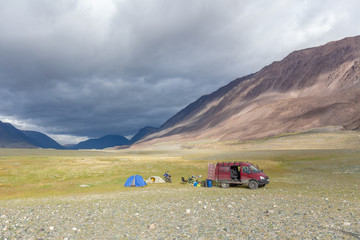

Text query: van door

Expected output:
[240,165,252,183]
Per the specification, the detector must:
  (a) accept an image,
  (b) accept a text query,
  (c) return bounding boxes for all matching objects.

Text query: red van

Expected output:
[208,162,269,189]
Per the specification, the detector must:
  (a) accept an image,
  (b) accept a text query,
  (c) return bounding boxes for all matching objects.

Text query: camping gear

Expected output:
[124,175,147,187]
[207,179,212,188]
[145,176,165,184]
[195,175,202,185]
[181,177,188,184]
[201,181,207,187]
[163,171,172,183]
[190,175,202,183]
[187,175,195,184]
[182,175,203,185]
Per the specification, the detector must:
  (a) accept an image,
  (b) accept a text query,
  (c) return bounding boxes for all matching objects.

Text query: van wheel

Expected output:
[220,183,229,188]
[248,180,258,190]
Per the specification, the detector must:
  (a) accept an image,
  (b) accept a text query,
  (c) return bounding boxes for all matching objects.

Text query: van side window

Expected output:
[242,166,251,174]
[219,167,229,173]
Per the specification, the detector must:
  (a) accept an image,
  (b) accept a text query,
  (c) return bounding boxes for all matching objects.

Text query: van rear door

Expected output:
[207,163,216,180]
[217,165,230,181]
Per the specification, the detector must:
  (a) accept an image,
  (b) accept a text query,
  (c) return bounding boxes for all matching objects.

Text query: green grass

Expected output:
[0,131,359,200]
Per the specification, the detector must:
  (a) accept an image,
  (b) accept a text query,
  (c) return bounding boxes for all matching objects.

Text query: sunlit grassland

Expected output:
[0,130,360,200]
[0,149,211,199]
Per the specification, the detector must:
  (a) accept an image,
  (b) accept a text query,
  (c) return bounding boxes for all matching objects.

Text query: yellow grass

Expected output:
[0,130,359,200]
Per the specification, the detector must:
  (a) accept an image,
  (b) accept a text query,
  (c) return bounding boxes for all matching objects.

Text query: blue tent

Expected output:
[124,175,147,187]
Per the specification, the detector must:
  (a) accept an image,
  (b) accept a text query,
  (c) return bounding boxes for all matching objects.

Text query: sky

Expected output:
[1,0,360,144]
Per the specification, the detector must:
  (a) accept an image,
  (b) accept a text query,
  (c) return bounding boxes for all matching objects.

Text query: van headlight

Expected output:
[260,176,265,180]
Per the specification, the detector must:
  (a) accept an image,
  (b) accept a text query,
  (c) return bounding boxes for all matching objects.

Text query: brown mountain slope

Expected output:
[139,36,360,145]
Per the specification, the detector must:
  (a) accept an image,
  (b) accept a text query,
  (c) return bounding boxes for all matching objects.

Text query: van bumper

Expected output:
[259,177,270,185]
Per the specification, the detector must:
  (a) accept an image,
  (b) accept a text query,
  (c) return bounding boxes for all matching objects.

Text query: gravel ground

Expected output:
[1,186,359,240]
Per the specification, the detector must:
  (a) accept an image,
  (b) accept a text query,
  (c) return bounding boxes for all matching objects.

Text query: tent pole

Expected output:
[131,175,135,187]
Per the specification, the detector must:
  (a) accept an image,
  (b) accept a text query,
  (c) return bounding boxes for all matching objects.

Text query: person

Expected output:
[231,167,239,179]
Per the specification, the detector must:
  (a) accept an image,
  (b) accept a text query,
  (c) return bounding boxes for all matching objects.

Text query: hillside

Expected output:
[0,120,64,149]
[130,126,158,144]
[0,121,36,148]
[138,36,360,144]
[23,131,64,149]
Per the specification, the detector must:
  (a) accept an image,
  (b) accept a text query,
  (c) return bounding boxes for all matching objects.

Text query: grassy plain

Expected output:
[0,130,360,200]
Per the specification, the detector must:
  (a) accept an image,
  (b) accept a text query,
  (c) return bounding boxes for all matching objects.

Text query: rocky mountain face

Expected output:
[70,135,131,149]
[0,121,63,149]
[139,36,360,144]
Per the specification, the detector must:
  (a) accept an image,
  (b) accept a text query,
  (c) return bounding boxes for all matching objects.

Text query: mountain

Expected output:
[0,120,63,149]
[139,36,360,144]
[130,126,158,143]
[0,120,36,148]
[71,135,131,149]
[23,131,64,149]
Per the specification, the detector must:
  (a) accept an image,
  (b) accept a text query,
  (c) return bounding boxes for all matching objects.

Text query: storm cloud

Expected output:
[1,0,360,144]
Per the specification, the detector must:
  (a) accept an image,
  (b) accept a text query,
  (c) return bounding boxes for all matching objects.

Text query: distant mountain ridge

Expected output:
[23,131,64,149]
[138,35,360,144]
[0,120,63,149]
[70,135,131,149]
[0,119,144,149]
[0,120,35,148]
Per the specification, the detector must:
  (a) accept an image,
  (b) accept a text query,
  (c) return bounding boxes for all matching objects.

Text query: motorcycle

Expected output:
[163,171,172,183]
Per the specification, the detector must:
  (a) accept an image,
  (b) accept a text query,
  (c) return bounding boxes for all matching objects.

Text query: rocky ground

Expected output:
[1,186,359,240]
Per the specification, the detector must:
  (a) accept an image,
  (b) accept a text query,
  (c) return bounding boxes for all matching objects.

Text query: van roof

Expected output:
[216,162,254,167]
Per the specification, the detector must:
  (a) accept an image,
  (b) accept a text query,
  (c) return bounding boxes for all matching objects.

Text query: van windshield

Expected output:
[249,165,260,173]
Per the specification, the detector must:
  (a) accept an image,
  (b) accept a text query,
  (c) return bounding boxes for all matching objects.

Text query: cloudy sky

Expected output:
[1,0,360,144]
